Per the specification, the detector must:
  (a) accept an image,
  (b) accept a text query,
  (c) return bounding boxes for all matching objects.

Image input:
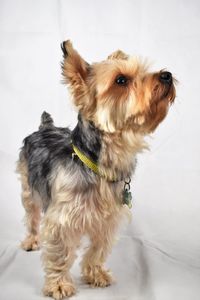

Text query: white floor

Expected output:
[1,229,200,300]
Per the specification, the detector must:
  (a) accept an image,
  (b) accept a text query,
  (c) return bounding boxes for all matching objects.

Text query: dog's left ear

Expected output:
[61,40,90,103]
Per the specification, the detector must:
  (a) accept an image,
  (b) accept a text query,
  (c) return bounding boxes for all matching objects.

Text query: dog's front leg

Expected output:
[41,213,80,300]
[81,223,116,287]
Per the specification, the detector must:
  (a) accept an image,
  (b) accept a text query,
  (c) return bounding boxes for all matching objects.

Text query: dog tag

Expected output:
[123,189,132,209]
[122,177,132,209]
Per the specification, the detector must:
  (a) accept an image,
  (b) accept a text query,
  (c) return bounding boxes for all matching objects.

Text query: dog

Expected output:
[16,40,176,300]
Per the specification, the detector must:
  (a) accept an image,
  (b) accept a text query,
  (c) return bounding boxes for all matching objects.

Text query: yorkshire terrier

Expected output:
[17,40,176,299]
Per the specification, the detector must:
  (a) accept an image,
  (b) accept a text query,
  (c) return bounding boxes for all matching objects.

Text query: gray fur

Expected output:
[19,112,101,211]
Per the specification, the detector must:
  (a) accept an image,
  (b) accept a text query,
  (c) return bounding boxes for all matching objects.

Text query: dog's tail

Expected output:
[39,111,54,129]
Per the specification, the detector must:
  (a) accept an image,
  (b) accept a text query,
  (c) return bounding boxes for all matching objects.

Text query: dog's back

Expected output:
[17,112,72,212]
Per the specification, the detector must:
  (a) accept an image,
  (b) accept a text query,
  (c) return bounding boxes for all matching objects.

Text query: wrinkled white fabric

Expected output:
[0,1,200,299]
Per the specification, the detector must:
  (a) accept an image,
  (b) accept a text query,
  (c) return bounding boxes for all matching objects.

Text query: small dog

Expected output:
[17,41,176,299]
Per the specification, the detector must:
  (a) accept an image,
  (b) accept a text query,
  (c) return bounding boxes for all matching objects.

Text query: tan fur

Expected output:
[18,41,176,299]
[39,167,129,298]
[107,49,129,60]
[17,158,41,251]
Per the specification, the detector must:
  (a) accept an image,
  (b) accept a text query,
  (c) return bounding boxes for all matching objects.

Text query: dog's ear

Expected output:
[61,40,91,115]
[107,50,129,60]
[61,41,90,106]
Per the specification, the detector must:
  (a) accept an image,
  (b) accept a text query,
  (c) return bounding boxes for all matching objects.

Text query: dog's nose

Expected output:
[159,71,172,84]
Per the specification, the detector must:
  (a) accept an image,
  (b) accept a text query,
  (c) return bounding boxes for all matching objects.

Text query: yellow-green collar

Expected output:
[72,144,117,182]
[72,144,133,209]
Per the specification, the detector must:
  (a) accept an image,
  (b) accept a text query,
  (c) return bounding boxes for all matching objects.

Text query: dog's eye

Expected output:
[115,75,128,86]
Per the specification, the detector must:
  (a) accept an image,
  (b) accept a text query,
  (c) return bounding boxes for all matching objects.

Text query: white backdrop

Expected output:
[0,1,200,299]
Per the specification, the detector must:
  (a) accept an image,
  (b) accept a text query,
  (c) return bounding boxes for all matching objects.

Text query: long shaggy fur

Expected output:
[17,40,176,300]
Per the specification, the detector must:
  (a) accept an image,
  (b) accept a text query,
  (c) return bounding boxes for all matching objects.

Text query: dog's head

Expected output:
[61,40,176,134]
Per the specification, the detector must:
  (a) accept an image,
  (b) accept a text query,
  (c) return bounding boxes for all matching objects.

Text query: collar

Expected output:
[72,143,133,208]
[72,143,118,182]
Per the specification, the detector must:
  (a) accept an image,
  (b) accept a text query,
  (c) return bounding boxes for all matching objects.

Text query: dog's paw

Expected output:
[82,265,113,287]
[43,278,76,300]
[21,235,40,251]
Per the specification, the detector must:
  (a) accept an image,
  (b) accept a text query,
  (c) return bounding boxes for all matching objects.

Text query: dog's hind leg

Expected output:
[17,158,41,251]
